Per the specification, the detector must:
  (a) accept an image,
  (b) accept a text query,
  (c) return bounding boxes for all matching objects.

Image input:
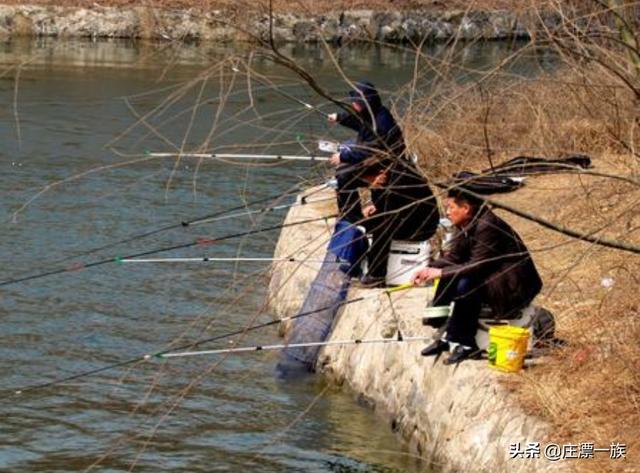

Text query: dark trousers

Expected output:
[363,213,394,278]
[433,276,483,347]
[335,165,365,224]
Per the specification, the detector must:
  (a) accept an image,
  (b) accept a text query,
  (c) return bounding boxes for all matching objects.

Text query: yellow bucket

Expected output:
[487,325,530,373]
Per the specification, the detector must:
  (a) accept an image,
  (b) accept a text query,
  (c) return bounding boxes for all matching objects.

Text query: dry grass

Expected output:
[499,171,640,472]
[0,0,549,14]
[404,66,640,471]
[405,76,635,178]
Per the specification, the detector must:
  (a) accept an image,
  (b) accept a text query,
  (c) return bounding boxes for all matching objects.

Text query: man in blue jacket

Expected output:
[328,80,407,224]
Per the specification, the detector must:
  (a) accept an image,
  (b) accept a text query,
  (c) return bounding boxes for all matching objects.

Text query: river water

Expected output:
[0,38,552,472]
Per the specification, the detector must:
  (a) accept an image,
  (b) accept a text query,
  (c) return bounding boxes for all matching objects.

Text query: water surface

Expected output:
[0,38,551,472]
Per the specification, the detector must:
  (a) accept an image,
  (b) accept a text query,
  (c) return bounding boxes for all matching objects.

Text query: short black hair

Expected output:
[447,188,483,209]
[358,156,394,178]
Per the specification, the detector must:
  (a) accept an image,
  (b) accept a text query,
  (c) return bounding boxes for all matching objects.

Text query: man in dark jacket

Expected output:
[328,80,406,224]
[411,189,542,364]
[360,159,440,285]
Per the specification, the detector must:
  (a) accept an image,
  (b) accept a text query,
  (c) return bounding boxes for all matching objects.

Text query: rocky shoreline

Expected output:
[268,186,571,473]
[0,5,554,43]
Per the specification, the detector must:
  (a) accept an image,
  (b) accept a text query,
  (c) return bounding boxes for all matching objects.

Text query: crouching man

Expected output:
[411,189,542,365]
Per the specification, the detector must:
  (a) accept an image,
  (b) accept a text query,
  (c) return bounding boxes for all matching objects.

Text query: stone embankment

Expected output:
[0,5,556,43]
[268,186,571,473]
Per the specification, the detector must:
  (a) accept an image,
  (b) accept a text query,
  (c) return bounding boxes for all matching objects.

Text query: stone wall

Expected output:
[268,186,572,473]
[0,5,552,43]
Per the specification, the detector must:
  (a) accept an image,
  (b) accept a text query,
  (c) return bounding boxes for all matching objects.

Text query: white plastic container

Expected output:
[385,240,431,286]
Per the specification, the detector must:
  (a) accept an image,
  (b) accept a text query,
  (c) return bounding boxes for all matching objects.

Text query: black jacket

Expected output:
[371,162,440,241]
[430,207,542,317]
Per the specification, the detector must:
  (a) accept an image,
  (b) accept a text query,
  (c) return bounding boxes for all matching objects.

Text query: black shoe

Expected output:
[358,275,386,288]
[443,345,481,365]
[420,339,449,357]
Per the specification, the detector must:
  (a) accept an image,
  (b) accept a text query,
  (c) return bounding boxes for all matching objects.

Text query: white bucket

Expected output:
[385,240,431,286]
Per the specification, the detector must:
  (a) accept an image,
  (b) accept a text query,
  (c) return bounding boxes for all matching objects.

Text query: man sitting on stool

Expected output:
[411,189,542,365]
[359,157,440,286]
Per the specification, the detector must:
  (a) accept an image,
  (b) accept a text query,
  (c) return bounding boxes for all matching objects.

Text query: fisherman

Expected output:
[327,80,406,225]
[411,189,542,364]
[357,157,440,286]
[326,80,439,284]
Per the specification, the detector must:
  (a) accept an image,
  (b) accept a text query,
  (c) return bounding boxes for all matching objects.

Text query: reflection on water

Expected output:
[0,38,551,472]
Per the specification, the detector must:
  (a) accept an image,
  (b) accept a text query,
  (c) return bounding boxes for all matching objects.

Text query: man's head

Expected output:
[445,189,483,227]
[348,80,382,115]
[358,157,392,187]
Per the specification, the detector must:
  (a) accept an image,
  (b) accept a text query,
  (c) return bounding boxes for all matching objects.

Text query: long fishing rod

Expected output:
[157,335,431,359]
[41,183,323,268]
[10,284,413,396]
[230,65,331,120]
[186,195,333,227]
[119,257,326,264]
[146,152,329,162]
[0,214,336,289]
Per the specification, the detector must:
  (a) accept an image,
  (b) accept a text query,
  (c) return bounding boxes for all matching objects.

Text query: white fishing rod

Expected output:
[148,140,341,166]
[147,151,330,162]
[9,284,416,395]
[154,334,432,359]
[149,283,417,360]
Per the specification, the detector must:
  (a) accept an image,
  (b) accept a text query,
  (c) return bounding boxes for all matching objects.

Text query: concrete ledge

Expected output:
[268,186,571,473]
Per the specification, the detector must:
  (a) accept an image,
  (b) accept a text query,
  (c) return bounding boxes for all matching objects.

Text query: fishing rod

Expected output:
[186,195,333,227]
[9,283,413,396]
[157,335,432,359]
[230,65,331,120]
[0,214,336,289]
[146,152,329,162]
[118,257,326,264]
[40,183,325,267]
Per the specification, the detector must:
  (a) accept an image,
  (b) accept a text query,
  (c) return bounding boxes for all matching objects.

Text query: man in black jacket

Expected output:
[412,189,542,364]
[359,159,440,285]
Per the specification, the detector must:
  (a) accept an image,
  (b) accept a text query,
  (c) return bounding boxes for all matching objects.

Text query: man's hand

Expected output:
[327,113,338,124]
[363,204,377,217]
[411,267,442,286]
[329,153,341,166]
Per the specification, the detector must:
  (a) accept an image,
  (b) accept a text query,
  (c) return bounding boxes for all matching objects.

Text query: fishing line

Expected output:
[9,284,413,396]
[0,214,336,289]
